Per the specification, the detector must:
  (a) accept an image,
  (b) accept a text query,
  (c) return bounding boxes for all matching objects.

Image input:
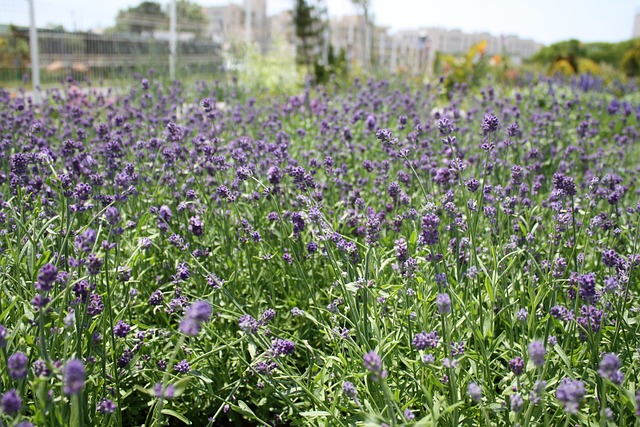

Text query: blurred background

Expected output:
[1,0,639,91]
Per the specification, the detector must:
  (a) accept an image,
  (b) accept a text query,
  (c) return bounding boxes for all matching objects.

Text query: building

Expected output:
[330,15,389,70]
[269,10,295,48]
[634,12,640,39]
[202,0,269,52]
[417,27,540,59]
[330,15,365,66]
[202,1,541,74]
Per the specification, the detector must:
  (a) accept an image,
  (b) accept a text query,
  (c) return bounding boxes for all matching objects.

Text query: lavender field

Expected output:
[1,74,639,426]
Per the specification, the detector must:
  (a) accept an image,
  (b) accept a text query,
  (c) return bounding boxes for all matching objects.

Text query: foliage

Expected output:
[531,38,639,77]
[110,1,167,35]
[621,41,640,77]
[174,0,209,39]
[436,40,490,92]
[237,38,301,93]
[313,44,348,84]
[0,25,30,69]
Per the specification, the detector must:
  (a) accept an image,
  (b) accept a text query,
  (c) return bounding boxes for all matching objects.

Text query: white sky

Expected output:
[1,0,638,45]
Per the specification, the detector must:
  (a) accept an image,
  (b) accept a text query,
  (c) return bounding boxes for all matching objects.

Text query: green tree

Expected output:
[621,41,640,77]
[530,38,639,75]
[111,1,167,35]
[174,0,209,39]
[0,25,30,79]
[293,0,323,71]
[109,1,208,39]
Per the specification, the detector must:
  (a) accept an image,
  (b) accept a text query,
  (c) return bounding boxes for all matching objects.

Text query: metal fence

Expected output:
[0,0,223,94]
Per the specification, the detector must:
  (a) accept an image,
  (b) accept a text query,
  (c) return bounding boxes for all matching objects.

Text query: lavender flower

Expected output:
[1,389,22,414]
[436,293,452,314]
[33,359,50,377]
[97,398,117,414]
[7,352,28,380]
[75,229,97,253]
[510,393,524,413]
[0,325,6,348]
[113,320,131,338]
[173,359,190,374]
[149,290,163,306]
[184,300,212,323]
[481,114,499,134]
[419,213,440,246]
[342,381,357,400]
[363,350,387,381]
[36,263,58,292]
[404,408,415,421]
[270,338,295,357]
[412,331,439,350]
[179,300,212,336]
[188,216,204,236]
[528,341,545,367]
[509,356,525,376]
[555,378,585,414]
[154,383,175,399]
[467,382,482,403]
[259,308,276,326]
[437,117,453,135]
[598,353,624,385]
[238,314,258,334]
[63,359,85,395]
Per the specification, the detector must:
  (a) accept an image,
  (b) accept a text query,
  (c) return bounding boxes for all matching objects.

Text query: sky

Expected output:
[1,0,639,45]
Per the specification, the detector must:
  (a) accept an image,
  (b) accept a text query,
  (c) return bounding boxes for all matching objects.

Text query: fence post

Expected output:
[169,0,177,80]
[27,0,41,103]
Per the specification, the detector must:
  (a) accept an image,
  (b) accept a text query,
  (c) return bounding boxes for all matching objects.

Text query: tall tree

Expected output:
[293,0,323,71]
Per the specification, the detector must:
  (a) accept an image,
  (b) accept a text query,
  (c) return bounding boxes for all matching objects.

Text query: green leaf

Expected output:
[300,410,331,417]
[233,400,257,419]
[161,409,192,425]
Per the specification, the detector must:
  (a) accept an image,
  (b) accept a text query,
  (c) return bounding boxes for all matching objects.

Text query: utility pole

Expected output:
[27,0,40,103]
[245,0,252,46]
[169,0,177,80]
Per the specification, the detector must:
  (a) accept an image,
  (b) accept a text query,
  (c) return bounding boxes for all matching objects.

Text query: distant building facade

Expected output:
[634,13,640,38]
[202,0,269,52]
[397,27,540,60]
[203,1,542,73]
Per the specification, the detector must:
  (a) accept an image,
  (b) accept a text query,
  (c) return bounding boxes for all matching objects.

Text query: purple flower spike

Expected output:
[555,378,585,414]
[63,359,85,395]
[7,352,28,380]
[528,341,545,367]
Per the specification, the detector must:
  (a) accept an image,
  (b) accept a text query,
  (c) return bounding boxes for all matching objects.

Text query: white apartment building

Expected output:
[203,2,542,73]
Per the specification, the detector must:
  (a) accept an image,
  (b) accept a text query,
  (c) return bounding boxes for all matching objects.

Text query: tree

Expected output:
[293,0,323,71]
[530,38,638,74]
[111,1,167,35]
[108,1,208,39]
[0,25,30,77]
[621,41,640,77]
[175,0,209,39]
